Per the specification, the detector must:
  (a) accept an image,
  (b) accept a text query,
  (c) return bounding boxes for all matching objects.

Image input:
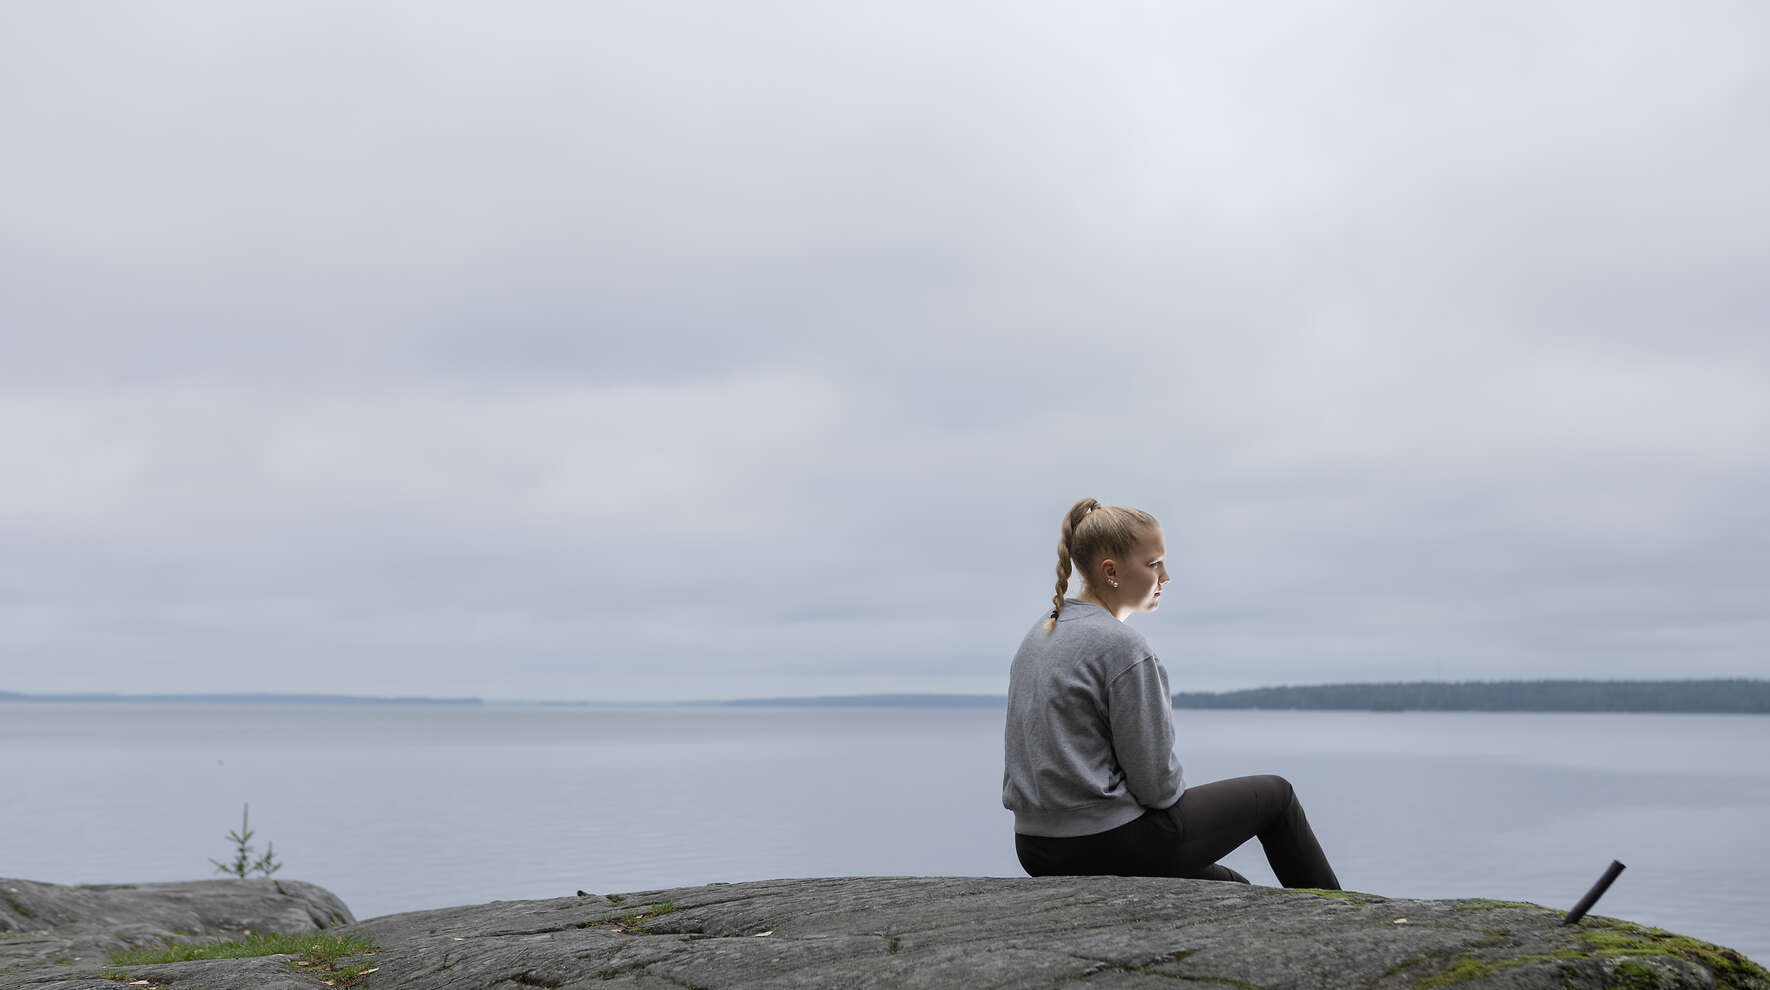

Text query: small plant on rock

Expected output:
[209,803,282,878]
[108,930,379,987]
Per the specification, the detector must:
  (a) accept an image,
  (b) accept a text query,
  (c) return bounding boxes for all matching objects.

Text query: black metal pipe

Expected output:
[1563,860,1626,925]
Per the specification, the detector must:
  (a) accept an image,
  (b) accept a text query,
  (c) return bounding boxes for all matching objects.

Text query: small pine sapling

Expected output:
[210,803,283,878]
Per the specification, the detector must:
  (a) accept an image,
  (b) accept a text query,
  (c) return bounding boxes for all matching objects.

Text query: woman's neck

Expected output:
[1080,591,1124,621]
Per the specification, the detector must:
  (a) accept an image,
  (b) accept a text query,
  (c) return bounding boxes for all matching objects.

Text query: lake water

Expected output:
[2,703,1765,963]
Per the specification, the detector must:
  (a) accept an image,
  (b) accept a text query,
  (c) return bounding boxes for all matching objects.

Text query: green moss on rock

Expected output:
[1289,888,1386,903]
[1574,919,1769,989]
[1609,959,1667,990]
[1450,898,1554,912]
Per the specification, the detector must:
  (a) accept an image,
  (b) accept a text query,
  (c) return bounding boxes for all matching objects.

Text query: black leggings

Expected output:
[1014,774,1341,889]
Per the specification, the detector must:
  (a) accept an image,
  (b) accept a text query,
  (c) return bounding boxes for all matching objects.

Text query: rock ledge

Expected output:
[3,875,1764,989]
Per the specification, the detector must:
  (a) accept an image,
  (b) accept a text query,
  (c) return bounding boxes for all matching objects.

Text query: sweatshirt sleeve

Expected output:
[1105,654,1185,810]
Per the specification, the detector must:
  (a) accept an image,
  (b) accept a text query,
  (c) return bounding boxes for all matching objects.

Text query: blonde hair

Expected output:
[1042,497,1159,631]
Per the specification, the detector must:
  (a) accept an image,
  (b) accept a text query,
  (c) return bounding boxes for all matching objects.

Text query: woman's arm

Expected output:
[1105,656,1185,809]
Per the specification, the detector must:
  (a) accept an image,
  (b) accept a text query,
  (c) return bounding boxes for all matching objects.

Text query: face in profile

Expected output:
[1125,528,1170,613]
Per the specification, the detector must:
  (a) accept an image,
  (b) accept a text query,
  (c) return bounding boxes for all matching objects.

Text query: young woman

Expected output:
[1002,497,1342,888]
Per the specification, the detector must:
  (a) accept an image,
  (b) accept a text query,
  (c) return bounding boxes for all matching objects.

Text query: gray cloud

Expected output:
[3,1,1766,699]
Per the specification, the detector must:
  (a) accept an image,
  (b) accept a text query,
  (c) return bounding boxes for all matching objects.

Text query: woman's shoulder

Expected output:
[1052,602,1155,655]
[1110,623,1157,666]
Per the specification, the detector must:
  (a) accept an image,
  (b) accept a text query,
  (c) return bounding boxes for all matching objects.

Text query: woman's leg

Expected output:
[1017,811,1250,880]
[1015,813,1158,877]
[1175,859,1251,883]
[1165,775,1340,889]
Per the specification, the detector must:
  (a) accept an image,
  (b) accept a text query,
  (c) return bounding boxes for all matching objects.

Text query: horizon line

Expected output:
[4,677,1767,707]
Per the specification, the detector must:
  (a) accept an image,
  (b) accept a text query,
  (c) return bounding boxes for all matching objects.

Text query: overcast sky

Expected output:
[2,1,1766,701]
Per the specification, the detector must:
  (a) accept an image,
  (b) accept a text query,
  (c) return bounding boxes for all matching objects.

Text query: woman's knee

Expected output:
[1254,774,1295,806]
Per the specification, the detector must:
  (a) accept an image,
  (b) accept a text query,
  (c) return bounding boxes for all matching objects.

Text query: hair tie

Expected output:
[1050,608,1060,619]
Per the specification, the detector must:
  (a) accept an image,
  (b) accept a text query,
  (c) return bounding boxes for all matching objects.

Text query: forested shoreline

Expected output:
[1170,679,1770,713]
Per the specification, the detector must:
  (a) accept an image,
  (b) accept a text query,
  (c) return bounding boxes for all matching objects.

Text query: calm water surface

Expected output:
[2,703,1765,962]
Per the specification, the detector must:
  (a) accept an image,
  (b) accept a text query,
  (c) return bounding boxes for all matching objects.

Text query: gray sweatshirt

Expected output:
[1002,597,1186,837]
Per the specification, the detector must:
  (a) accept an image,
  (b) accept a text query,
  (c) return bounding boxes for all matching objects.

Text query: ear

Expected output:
[1095,556,1116,582]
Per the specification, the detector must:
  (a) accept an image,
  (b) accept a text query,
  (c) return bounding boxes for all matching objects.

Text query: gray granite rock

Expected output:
[3,875,1764,989]
[0,876,352,986]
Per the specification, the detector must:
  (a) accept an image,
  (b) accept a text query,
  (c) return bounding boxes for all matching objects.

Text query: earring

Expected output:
[1110,580,1118,588]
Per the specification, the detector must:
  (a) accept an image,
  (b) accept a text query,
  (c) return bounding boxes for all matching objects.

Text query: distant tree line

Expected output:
[1170,679,1770,713]
[0,691,482,705]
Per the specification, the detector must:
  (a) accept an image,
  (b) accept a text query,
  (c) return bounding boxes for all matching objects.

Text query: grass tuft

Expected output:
[605,900,679,933]
[108,930,375,966]
[318,959,379,987]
